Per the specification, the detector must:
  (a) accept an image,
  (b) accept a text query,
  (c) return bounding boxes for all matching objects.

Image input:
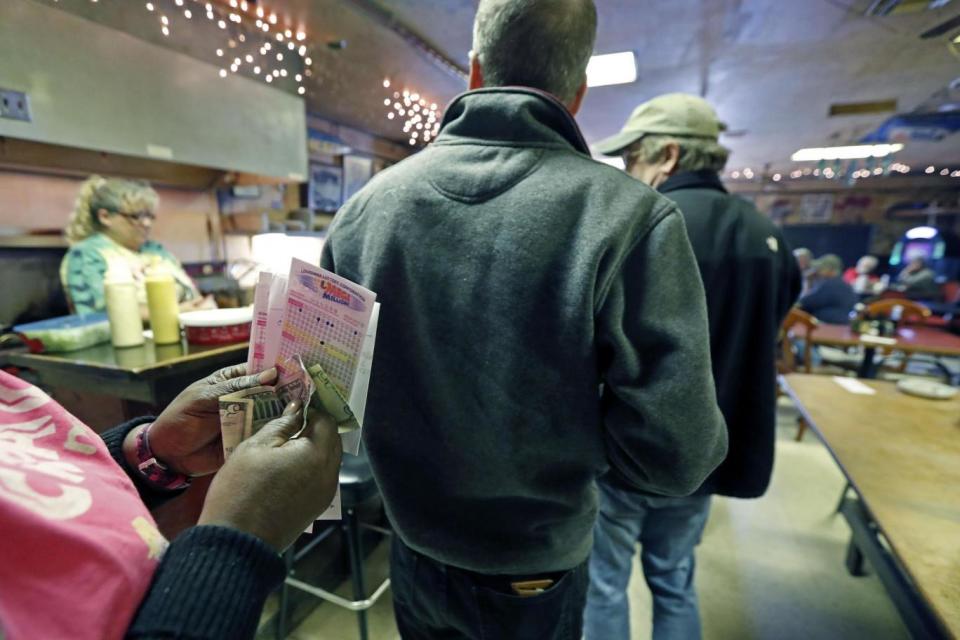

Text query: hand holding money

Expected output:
[139,365,278,476]
[200,401,343,551]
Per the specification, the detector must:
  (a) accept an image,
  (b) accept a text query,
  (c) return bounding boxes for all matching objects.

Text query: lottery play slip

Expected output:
[221,258,380,520]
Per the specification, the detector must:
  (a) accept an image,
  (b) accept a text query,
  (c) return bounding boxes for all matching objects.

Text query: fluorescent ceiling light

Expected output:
[905,226,937,240]
[790,143,904,162]
[587,52,637,88]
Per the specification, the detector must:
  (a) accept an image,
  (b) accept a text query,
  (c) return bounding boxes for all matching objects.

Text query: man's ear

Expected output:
[468,53,484,90]
[664,142,682,176]
[568,79,588,116]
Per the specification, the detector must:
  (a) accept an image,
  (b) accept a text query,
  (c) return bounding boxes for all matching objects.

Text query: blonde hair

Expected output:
[65,175,159,244]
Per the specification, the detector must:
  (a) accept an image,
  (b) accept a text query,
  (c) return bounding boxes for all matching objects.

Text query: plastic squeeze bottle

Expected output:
[103,265,145,348]
[145,268,181,345]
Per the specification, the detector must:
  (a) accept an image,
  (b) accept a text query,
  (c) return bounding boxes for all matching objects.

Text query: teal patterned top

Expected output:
[60,233,200,315]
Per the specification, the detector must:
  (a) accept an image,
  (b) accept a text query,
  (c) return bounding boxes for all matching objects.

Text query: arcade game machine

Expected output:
[888,226,960,319]
[889,225,960,282]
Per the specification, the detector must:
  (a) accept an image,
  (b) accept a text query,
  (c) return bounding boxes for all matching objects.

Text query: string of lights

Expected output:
[382,78,442,147]
[727,162,960,182]
[134,0,312,94]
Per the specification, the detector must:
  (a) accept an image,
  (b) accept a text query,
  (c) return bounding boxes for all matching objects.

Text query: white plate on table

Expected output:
[896,378,958,401]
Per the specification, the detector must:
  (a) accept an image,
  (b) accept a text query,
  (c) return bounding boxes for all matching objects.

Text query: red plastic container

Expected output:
[180,308,253,346]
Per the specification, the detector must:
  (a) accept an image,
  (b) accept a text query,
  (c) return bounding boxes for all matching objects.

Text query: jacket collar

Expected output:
[435,88,591,155]
[659,170,728,195]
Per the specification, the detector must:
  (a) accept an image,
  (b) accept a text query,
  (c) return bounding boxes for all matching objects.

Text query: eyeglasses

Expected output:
[112,210,157,224]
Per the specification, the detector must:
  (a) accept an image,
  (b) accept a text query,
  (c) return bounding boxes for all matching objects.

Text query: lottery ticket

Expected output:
[246,271,273,374]
[277,259,377,399]
[222,260,379,521]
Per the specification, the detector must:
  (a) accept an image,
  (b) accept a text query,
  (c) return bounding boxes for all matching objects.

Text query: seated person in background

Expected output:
[799,254,857,324]
[793,247,814,295]
[60,175,212,315]
[895,256,939,298]
[0,364,342,640]
[843,255,880,294]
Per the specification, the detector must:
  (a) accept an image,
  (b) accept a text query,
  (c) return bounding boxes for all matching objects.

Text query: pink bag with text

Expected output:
[0,371,165,640]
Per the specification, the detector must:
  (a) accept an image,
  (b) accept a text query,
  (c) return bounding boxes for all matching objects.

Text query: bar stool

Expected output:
[276,448,391,640]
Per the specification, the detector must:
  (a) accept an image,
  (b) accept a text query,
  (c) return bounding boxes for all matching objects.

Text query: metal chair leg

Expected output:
[344,507,369,640]
[276,547,296,639]
[834,482,850,514]
[845,537,868,577]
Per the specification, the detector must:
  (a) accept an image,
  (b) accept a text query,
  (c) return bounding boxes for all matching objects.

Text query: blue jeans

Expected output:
[584,479,712,640]
[792,337,822,367]
[390,535,589,640]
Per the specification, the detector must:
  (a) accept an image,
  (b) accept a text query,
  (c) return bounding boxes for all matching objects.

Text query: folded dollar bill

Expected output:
[219,357,358,459]
[307,363,360,435]
[219,386,286,459]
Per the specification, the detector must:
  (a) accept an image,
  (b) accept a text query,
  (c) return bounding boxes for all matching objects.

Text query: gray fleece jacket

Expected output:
[321,87,727,575]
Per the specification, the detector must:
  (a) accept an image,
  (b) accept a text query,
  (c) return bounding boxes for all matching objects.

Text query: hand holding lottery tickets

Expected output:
[200,401,343,552]
[224,261,379,523]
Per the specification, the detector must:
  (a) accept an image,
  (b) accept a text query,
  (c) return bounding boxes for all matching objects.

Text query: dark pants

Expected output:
[390,535,589,640]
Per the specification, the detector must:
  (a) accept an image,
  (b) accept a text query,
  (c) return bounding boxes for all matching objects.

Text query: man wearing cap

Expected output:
[584,94,801,640]
[800,254,857,324]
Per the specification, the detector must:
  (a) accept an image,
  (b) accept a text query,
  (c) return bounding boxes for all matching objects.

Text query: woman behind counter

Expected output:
[61,175,211,315]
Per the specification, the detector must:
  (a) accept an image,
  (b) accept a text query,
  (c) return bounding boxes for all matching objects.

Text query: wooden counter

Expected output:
[781,373,960,638]
[1,338,247,408]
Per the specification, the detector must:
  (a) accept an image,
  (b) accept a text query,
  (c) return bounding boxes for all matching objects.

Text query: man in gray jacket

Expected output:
[321,1,727,637]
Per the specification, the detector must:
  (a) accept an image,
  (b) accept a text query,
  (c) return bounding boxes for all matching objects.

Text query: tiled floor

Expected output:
[289,397,910,639]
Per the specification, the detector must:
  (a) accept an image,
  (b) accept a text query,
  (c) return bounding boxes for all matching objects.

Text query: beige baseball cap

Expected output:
[594,93,727,156]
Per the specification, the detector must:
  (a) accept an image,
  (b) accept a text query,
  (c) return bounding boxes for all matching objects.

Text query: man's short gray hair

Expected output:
[628,135,731,173]
[472,0,597,104]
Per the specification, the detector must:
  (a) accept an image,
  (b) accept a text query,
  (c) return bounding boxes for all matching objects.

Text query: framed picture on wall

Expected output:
[800,194,834,223]
[342,155,374,203]
[309,163,343,211]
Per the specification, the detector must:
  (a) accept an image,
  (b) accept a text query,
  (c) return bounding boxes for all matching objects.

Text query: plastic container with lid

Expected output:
[13,314,111,353]
[180,307,253,345]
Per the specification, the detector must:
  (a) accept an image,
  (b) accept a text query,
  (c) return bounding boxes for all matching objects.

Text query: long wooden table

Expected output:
[810,324,960,379]
[811,324,960,357]
[781,373,960,638]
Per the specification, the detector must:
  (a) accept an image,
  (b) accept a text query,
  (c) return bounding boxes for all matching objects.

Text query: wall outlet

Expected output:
[0,89,31,122]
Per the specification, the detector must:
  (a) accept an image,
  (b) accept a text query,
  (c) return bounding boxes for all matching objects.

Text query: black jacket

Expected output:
[661,170,801,498]
[101,420,284,639]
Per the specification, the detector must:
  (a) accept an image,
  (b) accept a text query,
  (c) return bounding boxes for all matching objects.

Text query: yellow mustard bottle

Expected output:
[145,269,181,345]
